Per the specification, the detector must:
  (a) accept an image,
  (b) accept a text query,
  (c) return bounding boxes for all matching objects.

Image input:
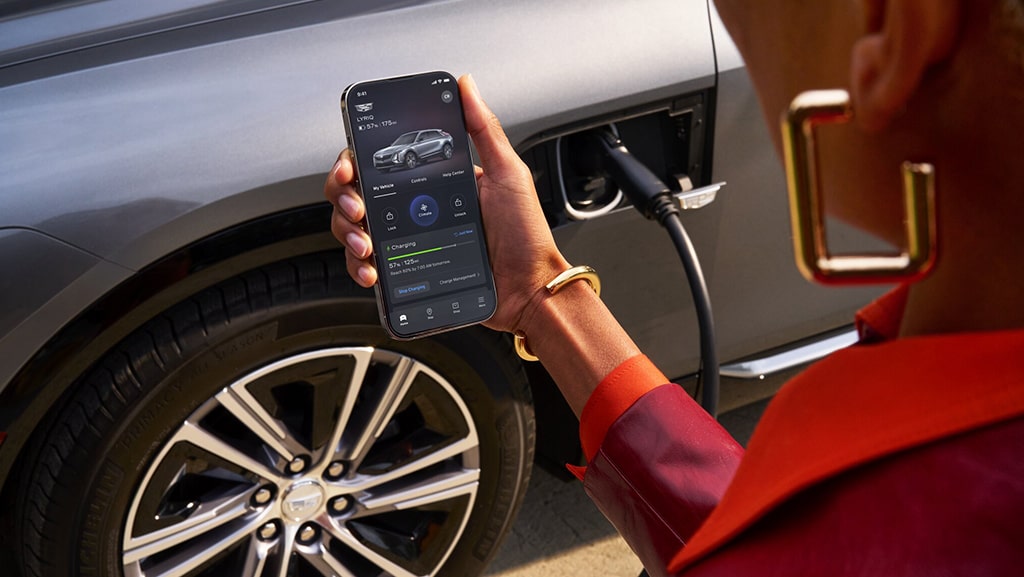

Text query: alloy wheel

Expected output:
[121,347,481,577]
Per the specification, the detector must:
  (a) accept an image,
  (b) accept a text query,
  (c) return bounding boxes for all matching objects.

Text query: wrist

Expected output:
[517,272,594,344]
[519,277,601,346]
[515,264,602,362]
[511,254,572,337]
[519,279,640,416]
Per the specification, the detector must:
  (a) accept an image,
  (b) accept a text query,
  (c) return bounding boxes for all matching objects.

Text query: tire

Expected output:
[404,152,418,170]
[15,253,534,577]
[442,144,453,160]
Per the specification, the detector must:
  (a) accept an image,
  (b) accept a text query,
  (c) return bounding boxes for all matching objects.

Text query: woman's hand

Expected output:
[324,74,569,335]
[325,148,378,289]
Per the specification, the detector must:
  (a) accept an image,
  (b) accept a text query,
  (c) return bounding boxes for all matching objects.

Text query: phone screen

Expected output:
[341,72,495,338]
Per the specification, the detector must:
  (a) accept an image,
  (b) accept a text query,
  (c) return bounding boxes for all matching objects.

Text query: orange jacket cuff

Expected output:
[579,354,668,461]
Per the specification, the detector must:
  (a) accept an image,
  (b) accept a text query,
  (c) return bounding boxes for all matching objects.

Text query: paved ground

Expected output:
[484,398,770,577]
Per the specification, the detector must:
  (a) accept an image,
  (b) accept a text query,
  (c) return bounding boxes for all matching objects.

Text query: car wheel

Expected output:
[442,144,453,160]
[14,253,533,577]
[404,152,418,170]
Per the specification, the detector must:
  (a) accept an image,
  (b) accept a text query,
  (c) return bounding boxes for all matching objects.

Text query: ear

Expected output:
[850,0,962,131]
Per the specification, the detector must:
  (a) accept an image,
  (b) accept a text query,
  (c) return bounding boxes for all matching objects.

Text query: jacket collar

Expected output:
[671,286,1024,572]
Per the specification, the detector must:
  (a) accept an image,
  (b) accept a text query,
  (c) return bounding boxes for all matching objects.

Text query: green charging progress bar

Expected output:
[386,243,455,261]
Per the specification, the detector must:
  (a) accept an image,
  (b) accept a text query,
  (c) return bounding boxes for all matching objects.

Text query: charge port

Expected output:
[519,90,710,223]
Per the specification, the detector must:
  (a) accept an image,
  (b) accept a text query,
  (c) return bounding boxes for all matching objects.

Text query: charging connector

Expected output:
[582,129,680,225]
[581,129,720,416]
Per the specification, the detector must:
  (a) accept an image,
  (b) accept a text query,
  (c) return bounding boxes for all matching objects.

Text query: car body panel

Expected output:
[0,229,134,401]
[0,0,717,260]
[0,229,101,339]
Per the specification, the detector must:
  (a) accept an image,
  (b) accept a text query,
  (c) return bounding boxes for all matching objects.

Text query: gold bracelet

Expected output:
[514,265,601,362]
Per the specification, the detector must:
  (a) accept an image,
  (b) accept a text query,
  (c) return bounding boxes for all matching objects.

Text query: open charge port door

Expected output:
[518,91,713,225]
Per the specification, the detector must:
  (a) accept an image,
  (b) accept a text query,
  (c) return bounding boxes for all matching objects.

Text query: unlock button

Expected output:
[451,195,467,213]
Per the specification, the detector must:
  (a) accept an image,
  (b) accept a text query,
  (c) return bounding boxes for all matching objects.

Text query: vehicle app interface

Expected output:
[344,73,495,337]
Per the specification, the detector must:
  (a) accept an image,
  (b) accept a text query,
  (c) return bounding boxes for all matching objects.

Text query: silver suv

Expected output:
[374,129,455,171]
[0,1,882,576]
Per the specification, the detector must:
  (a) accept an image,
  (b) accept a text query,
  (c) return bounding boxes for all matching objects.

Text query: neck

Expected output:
[900,154,1024,337]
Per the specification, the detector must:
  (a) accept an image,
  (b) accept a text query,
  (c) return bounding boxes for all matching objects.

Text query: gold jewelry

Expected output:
[780,89,937,284]
[514,265,601,361]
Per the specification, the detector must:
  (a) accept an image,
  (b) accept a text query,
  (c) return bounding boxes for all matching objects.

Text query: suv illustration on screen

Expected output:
[373,129,454,171]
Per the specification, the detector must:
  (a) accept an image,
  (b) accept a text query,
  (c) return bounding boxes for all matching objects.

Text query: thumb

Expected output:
[459,74,520,176]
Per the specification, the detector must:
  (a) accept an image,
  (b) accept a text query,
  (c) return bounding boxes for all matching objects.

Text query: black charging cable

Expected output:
[582,129,719,417]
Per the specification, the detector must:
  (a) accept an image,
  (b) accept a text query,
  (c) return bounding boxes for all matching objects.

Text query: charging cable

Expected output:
[582,129,719,417]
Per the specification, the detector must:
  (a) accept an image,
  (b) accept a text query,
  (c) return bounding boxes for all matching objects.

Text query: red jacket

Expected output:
[577,288,1024,576]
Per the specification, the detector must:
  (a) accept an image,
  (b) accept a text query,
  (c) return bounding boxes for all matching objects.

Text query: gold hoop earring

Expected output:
[780,89,937,285]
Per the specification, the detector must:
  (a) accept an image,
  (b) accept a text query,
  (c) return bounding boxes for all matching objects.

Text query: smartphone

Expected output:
[340,71,496,339]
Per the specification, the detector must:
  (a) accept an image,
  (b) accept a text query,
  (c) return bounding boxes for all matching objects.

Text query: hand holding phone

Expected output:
[341,72,496,339]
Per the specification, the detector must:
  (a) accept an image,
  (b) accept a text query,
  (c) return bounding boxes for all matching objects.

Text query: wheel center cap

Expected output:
[281,480,325,522]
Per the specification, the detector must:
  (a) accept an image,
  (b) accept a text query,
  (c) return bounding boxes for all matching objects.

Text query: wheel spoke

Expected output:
[347,435,478,493]
[215,385,302,462]
[127,513,267,577]
[178,421,279,481]
[343,357,416,469]
[299,544,359,577]
[266,527,296,577]
[322,348,374,460]
[123,491,251,563]
[320,523,422,577]
[357,468,479,514]
[240,534,275,576]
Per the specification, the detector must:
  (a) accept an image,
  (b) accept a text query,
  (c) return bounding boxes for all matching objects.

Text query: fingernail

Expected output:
[464,73,479,96]
[357,265,375,285]
[346,232,368,258]
[331,159,345,186]
[338,194,360,220]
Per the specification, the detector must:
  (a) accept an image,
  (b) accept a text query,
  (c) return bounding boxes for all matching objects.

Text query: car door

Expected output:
[413,130,439,159]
